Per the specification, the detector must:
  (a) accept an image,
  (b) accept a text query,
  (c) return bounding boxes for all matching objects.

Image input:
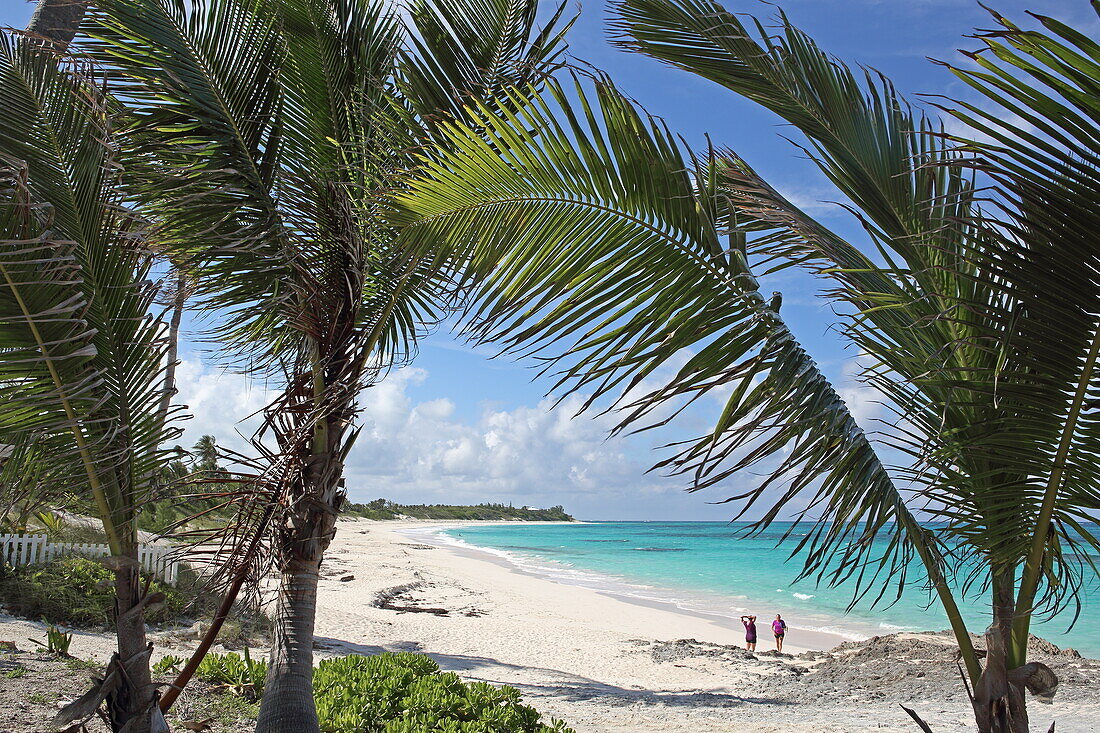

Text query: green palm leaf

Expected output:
[85,0,294,367]
[0,33,180,552]
[930,5,1100,665]
[390,76,971,645]
[606,0,1100,706]
[399,0,572,123]
[84,1,581,723]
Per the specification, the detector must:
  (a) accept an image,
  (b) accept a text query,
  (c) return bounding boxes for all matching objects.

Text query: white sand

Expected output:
[6,518,1098,732]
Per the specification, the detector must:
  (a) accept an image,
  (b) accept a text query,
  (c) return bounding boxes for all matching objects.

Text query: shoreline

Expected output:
[394,520,852,654]
[400,517,871,647]
[312,519,1099,731]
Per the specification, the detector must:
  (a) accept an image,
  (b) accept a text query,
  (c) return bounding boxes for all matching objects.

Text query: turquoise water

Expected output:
[434,521,1100,657]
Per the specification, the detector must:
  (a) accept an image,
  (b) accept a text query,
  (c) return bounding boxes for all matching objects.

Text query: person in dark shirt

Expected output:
[740,614,757,651]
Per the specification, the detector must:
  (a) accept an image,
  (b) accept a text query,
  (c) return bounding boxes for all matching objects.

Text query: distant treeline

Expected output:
[343,499,573,522]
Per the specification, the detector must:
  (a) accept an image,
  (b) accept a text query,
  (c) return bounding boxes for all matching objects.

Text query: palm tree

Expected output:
[0,32,180,732]
[85,0,571,729]
[0,441,67,531]
[390,3,1099,731]
[192,434,220,475]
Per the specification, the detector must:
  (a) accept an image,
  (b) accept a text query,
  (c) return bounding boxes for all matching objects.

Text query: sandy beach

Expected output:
[4,518,1100,732]
[305,520,1100,732]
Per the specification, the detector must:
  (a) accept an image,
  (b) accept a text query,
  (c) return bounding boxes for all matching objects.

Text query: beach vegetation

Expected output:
[0,556,182,627]
[0,444,72,532]
[195,648,267,700]
[0,556,266,639]
[64,656,102,672]
[391,2,1099,731]
[0,23,186,729]
[29,623,73,656]
[344,500,573,522]
[178,650,574,733]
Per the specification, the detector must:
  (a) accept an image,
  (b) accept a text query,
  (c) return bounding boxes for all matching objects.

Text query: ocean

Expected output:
[431,521,1100,658]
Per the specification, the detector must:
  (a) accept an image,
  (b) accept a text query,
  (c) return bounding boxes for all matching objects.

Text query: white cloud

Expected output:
[342,367,675,506]
[168,356,795,518]
[172,358,278,454]
[774,181,849,218]
[170,359,672,502]
[836,357,883,431]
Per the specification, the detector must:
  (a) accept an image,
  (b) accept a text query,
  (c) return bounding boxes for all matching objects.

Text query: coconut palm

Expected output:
[390,3,1099,731]
[192,434,220,475]
[0,441,68,530]
[84,0,570,729]
[0,31,180,731]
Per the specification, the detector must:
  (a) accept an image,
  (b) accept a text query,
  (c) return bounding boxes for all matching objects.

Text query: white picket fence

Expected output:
[0,534,179,584]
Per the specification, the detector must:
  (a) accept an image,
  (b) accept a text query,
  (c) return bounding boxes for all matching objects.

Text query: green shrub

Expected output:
[342,501,573,522]
[195,649,266,700]
[313,652,573,733]
[153,654,186,675]
[0,557,270,640]
[0,555,185,627]
[191,651,573,732]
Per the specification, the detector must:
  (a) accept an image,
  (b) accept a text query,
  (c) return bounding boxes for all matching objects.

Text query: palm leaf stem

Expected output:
[898,507,980,684]
[310,339,329,455]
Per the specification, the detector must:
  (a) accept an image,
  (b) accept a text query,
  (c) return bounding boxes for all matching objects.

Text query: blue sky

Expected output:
[4,0,1093,519]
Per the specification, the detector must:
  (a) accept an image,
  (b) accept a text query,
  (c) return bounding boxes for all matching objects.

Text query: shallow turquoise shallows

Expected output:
[440,521,1100,658]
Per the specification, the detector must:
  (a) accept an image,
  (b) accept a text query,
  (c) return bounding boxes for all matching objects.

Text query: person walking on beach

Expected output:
[740,614,757,651]
[772,614,787,652]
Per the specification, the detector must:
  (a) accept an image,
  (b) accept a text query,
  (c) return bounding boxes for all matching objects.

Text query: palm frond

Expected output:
[0,31,180,551]
[85,0,293,367]
[390,75,960,616]
[930,6,1100,659]
[612,0,1100,651]
[609,0,1051,575]
[399,0,572,123]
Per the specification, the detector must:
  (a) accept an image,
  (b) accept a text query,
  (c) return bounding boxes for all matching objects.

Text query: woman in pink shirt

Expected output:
[772,614,787,651]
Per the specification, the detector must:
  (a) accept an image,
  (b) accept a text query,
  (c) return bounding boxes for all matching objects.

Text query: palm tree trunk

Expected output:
[27,0,90,47]
[974,569,1029,733]
[155,268,186,434]
[255,386,346,732]
[254,341,350,732]
[255,554,323,733]
[109,554,157,732]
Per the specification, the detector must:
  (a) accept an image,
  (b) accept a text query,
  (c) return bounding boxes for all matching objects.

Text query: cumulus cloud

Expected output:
[171,357,679,504]
[170,352,855,518]
[836,357,884,431]
[172,358,278,454]
[342,367,674,507]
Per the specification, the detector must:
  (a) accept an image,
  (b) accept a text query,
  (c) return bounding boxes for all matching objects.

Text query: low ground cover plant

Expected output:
[155,650,266,700]
[0,556,268,639]
[29,624,73,656]
[0,556,184,626]
[180,651,574,732]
